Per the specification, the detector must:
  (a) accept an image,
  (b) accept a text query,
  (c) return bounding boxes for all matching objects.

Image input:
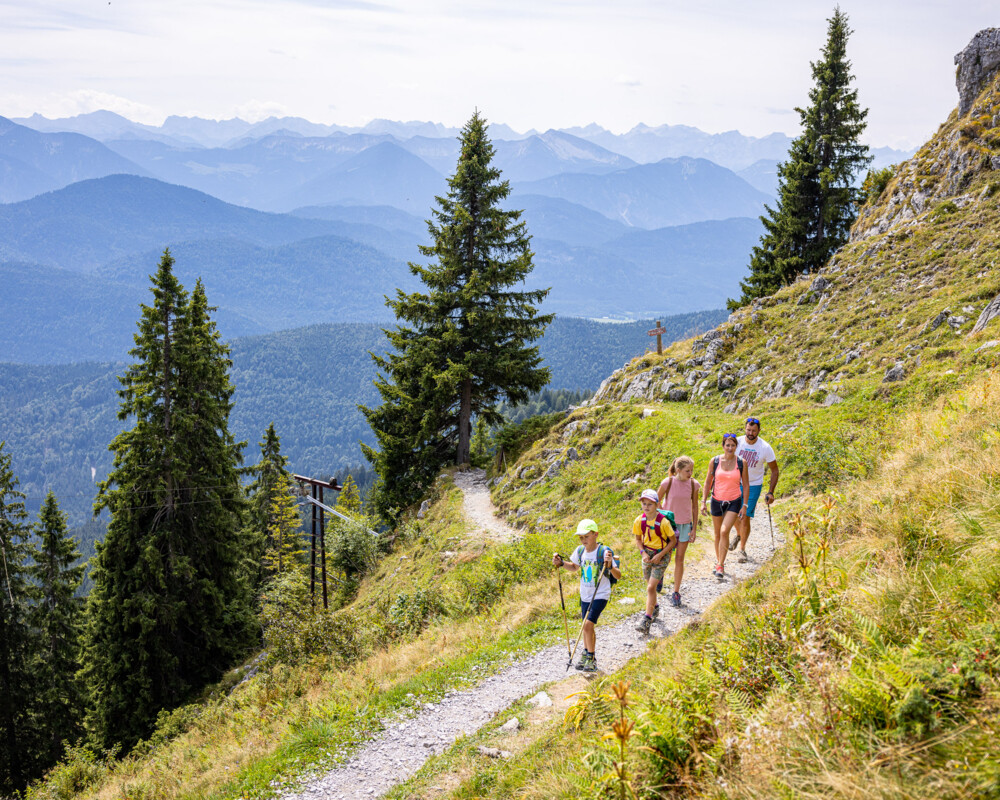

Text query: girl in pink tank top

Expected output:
[656,456,700,608]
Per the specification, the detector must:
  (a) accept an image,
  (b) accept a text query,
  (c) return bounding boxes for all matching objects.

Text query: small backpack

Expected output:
[640,510,677,550]
[574,543,619,586]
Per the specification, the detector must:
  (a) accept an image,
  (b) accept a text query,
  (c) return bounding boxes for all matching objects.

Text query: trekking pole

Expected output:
[767,504,775,549]
[555,555,572,660]
[567,561,609,671]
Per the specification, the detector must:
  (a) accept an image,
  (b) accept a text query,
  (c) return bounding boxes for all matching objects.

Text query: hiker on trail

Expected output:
[657,456,700,608]
[730,416,779,563]
[702,433,749,581]
[633,488,677,633]
[551,519,620,672]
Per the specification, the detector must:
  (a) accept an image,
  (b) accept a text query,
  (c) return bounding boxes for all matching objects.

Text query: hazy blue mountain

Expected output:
[526,215,761,317]
[736,159,780,196]
[0,116,150,202]
[509,194,630,246]
[518,157,771,228]
[490,131,636,182]
[567,123,795,171]
[105,132,391,210]
[290,203,425,234]
[0,175,346,271]
[98,235,416,330]
[0,260,266,363]
[11,110,189,146]
[0,311,725,525]
[277,141,447,214]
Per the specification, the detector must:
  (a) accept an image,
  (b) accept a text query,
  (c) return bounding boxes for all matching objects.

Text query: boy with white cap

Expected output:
[633,488,677,634]
[552,519,620,672]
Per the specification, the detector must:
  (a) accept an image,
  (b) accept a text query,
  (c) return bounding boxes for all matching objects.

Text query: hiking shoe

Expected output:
[574,652,591,670]
[670,591,681,608]
[652,603,660,619]
[716,567,725,581]
[728,532,740,551]
[712,564,723,578]
[737,549,748,564]
[581,655,599,673]
[635,615,653,634]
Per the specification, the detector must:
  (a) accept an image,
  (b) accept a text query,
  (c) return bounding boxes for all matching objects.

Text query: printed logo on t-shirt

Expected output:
[737,447,762,471]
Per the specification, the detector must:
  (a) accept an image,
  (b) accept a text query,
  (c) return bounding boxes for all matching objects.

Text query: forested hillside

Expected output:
[0,310,724,527]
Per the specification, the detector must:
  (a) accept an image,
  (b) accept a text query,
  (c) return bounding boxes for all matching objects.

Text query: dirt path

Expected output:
[280,490,784,800]
[452,468,521,543]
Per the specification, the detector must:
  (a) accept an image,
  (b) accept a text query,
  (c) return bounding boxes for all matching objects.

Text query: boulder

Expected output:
[883,362,906,382]
[417,500,430,519]
[971,291,1000,335]
[923,308,951,333]
[955,29,1000,117]
[666,387,690,402]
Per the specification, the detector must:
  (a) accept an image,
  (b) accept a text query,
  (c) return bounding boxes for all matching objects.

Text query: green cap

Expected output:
[575,518,599,535]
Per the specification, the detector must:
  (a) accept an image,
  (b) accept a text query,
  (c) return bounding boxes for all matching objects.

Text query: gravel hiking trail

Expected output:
[279,478,784,800]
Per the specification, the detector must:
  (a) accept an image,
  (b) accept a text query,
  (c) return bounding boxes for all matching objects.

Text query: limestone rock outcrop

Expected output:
[956,28,1000,116]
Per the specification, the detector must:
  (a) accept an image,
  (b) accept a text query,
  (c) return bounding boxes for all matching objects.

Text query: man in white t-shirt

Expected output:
[730,416,779,562]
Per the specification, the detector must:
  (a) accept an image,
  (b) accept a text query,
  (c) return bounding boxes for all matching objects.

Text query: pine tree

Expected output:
[246,423,303,587]
[335,475,362,516]
[362,111,553,518]
[731,7,871,308]
[82,252,253,751]
[260,472,305,577]
[28,490,86,769]
[0,442,40,794]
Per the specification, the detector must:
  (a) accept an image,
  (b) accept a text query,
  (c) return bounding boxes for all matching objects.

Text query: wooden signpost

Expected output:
[648,320,667,354]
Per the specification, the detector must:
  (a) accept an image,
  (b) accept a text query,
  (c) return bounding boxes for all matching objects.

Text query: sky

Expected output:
[1,0,996,149]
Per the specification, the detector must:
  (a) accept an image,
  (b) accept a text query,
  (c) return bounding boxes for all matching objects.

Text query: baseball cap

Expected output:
[639,489,659,503]
[575,518,599,535]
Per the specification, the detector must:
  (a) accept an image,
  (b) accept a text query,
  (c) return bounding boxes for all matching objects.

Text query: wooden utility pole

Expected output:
[294,474,342,610]
[647,320,667,355]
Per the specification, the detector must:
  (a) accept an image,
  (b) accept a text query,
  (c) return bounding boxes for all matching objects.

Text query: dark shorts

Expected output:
[711,497,743,517]
[581,598,608,623]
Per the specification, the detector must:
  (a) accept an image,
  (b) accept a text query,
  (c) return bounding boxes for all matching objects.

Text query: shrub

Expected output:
[860,165,895,205]
[328,514,380,579]
[389,588,445,637]
[451,537,549,613]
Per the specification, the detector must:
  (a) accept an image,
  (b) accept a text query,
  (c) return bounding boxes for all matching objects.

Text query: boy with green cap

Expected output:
[552,518,621,672]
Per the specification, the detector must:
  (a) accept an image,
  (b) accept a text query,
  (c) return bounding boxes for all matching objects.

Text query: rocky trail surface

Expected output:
[279,478,784,800]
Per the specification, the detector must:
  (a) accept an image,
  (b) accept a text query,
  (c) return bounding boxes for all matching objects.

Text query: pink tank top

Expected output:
[712,457,742,502]
[663,477,695,525]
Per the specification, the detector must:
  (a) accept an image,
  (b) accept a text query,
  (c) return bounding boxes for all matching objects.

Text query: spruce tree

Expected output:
[246,423,302,587]
[83,252,253,751]
[731,7,871,308]
[0,442,39,794]
[335,475,362,516]
[362,111,552,518]
[28,490,86,769]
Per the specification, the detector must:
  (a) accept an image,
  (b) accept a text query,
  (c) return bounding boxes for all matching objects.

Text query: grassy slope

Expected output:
[28,73,1000,800]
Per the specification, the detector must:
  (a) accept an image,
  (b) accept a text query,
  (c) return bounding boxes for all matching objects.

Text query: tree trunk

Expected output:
[457,379,472,466]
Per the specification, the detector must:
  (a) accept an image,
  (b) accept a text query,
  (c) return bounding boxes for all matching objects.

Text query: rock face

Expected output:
[971,291,1000,335]
[956,29,1000,116]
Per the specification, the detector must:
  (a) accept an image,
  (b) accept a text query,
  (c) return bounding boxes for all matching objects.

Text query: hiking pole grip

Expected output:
[567,560,609,670]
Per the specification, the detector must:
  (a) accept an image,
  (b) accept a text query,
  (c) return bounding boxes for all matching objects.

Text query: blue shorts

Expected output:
[745,485,763,518]
[581,598,608,623]
[675,522,693,543]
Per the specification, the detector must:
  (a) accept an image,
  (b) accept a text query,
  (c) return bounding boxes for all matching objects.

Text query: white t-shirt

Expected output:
[570,544,618,601]
[736,436,776,487]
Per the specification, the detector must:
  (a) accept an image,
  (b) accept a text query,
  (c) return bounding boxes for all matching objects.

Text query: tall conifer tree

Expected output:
[29,490,86,768]
[83,251,253,751]
[0,442,39,794]
[362,111,552,518]
[246,423,302,587]
[731,7,871,308]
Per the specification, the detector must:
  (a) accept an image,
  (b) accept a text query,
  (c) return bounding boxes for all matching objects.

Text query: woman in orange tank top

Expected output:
[701,433,749,582]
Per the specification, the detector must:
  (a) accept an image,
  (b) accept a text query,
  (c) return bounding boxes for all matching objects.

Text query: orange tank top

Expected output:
[712,456,743,502]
